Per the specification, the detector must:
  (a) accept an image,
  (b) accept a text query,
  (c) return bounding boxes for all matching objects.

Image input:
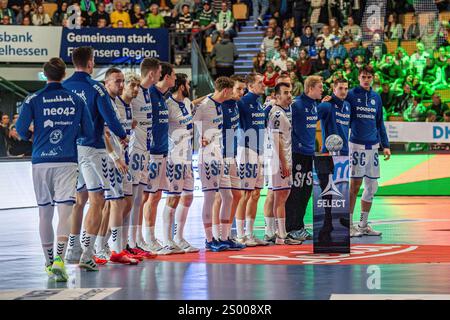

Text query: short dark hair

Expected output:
[359,65,375,76]
[230,74,245,84]
[245,72,262,85]
[171,73,189,93]
[43,57,66,81]
[274,82,290,95]
[333,77,348,86]
[444,110,450,117]
[104,67,122,81]
[140,57,160,78]
[214,77,234,91]
[159,62,174,81]
[72,46,94,69]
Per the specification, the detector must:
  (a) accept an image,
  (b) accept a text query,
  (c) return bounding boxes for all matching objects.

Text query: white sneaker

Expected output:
[139,239,163,254]
[243,236,258,247]
[65,246,82,264]
[79,253,99,272]
[275,236,302,245]
[176,238,200,253]
[236,235,248,245]
[158,241,185,255]
[350,225,363,237]
[96,248,111,260]
[248,234,269,246]
[357,224,382,236]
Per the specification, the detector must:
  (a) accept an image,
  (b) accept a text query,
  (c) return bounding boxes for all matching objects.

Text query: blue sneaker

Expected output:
[220,238,246,250]
[205,238,229,252]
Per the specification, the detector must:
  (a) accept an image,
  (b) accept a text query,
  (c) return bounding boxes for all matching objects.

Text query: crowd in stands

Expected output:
[0,111,32,157]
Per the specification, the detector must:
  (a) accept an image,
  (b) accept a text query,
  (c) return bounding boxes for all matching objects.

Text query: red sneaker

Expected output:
[94,256,108,265]
[124,248,144,261]
[131,246,156,259]
[109,251,139,265]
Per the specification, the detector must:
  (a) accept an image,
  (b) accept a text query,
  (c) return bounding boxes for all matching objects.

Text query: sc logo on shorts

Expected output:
[352,151,379,167]
[148,161,162,179]
[131,153,145,171]
[244,163,258,179]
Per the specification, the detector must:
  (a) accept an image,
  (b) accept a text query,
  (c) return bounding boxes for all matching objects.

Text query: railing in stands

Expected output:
[191,37,214,98]
[0,76,29,99]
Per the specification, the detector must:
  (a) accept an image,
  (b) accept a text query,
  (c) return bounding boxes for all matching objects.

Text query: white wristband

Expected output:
[109,151,120,162]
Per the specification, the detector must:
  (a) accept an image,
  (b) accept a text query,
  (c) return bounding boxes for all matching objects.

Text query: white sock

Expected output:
[95,236,104,254]
[205,226,213,242]
[212,223,220,240]
[245,218,255,237]
[162,205,176,245]
[56,240,68,259]
[81,233,97,257]
[110,227,123,253]
[236,219,245,238]
[174,204,189,242]
[265,217,275,237]
[129,226,137,247]
[144,226,156,243]
[136,225,145,244]
[221,223,231,240]
[277,218,287,238]
[122,225,129,249]
[42,243,54,266]
[68,234,80,249]
[359,211,369,228]
[81,230,86,247]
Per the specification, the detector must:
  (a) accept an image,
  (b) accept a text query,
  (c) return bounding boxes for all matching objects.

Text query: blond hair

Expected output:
[124,72,140,84]
[304,75,322,94]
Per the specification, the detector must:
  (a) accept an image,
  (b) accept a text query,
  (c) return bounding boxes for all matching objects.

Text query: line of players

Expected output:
[16,46,390,282]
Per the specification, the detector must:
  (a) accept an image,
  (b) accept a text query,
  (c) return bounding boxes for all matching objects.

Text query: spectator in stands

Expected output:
[1,114,10,128]
[266,37,281,61]
[130,3,144,26]
[327,37,347,60]
[312,48,329,76]
[394,83,414,115]
[253,52,266,74]
[261,27,279,54]
[16,3,33,26]
[7,125,32,157]
[196,0,215,35]
[404,13,420,40]
[421,18,440,52]
[444,110,450,122]
[52,2,69,26]
[212,1,235,43]
[12,113,18,125]
[354,54,365,69]
[97,17,108,28]
[22,16,31,26]
[292,0,309,36]
[288,37,302,61]
[268,18,282,38]
[147,4,165,28]
[425,109,438,122]
[380,81,396,114]
[301,25,316,49]
[343,16,362,42]
[329,17,342,36]
[430,93,450,122]
[296,48,312,78]
[272,48,294,72]
[435,47,448,68]
[367,33,387,61]
[32,4,51,26]
[309,36,325,60]
[263,62,279,94]
[79,0,96,26]
[290,71,304,97]
[385,13,403,40]
[410,42,430,77]
[110,1,131,28]
[342,58,358,85]
[91,2,110,27]
[211,31,238,78]
[318,25,334,50]
[403,95,427,122]
[177,4,193,29]
[0,0,15,24]
[423,57,441,90]
[282,28,295,48]
[174,0,196,14]
[252,0,268,27]
[379,54,402,82]
[348,39,365,60]
[2,13,11,24]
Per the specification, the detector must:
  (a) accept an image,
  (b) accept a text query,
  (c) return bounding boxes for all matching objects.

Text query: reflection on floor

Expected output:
[1,196,450,300]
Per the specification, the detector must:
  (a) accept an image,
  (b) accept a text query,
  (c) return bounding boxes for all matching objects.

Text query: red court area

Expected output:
[154,244,450,266]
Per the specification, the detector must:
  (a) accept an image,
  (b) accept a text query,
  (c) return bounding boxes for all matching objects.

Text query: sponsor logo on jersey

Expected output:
[49,130,63,144]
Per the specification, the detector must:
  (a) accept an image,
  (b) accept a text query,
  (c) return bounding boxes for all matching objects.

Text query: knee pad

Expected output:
[361,178,378,203]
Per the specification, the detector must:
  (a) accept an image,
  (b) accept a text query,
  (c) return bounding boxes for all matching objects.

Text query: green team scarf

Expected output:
[81,0,97,13]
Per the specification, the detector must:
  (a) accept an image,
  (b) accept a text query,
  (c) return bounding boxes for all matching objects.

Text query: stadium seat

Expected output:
[205,36,214,53]
[43,3,58,18]
[401,40,417,55]
[385,40,398,53]
[439,11,450,23]
[401,13,415,32]
[233,2,248,20]
[435,88,450,101]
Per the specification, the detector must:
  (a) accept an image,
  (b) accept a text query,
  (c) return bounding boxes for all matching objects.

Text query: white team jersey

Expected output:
[130,85,152,152]
[115,96,133,160]
[108,97,126,157]
[166,95,194,162]
[192,95,223,157]
[268,104,292,168]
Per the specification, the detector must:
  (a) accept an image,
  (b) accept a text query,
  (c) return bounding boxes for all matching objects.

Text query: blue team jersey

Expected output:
[149,85,169,155]
[16,82,94,164]
[63,71,126,149]
[317,94,351,155]
[221,99,240,158]
[346,86,390,148]
[238,92,266,155]
[291,93,319,156]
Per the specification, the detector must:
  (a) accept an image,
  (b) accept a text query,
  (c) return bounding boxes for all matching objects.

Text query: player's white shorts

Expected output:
[129,147,149,186]
[268,159,293,191]
[32,163,77,206]
[198,150,224,192]
[349,142,380,179]
[165,159,194,195]
[76,146,110,192]
[237,148,264,191]
[144,154,168,193]
[222,157,241,190]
